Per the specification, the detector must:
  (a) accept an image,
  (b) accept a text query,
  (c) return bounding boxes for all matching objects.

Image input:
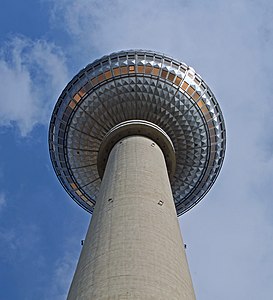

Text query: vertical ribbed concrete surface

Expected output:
[67,135,196,300]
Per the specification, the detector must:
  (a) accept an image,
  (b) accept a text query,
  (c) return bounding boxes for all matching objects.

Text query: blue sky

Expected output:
[0,0,273,299]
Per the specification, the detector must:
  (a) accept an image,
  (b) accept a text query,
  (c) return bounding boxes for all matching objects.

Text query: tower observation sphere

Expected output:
[49,50,226,299]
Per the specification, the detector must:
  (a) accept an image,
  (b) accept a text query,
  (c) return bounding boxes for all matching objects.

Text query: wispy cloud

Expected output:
[45,238,80,300]
[0,36,69,136]
[0,223,41,262]
[0,193,6,212]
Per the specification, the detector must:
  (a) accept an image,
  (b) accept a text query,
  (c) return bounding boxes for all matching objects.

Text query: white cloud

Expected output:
[0,193,6,212]
[50,0,273,68]
[46,238,80,300]
[0,36,69,136]
[0,224,41,262]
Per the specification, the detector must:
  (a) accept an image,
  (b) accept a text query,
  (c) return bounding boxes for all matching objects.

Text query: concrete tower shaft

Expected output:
[68,135,195,299]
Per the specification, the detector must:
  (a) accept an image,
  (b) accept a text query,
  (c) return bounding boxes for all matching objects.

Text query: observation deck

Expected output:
[49,50,226,216]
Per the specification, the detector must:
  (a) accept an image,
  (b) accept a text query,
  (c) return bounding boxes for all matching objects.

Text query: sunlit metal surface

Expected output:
[49,50,226,216]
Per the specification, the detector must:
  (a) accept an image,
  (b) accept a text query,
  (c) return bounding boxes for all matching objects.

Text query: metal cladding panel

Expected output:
[49,50,226,216]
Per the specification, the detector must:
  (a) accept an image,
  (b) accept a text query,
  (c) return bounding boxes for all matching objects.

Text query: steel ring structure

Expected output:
[49,49,226,216]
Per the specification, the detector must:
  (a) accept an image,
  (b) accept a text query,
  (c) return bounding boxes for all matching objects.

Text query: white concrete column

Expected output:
[67,135,196,300]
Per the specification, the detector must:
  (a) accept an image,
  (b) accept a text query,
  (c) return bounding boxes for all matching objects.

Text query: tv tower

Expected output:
[49,50,226,299]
